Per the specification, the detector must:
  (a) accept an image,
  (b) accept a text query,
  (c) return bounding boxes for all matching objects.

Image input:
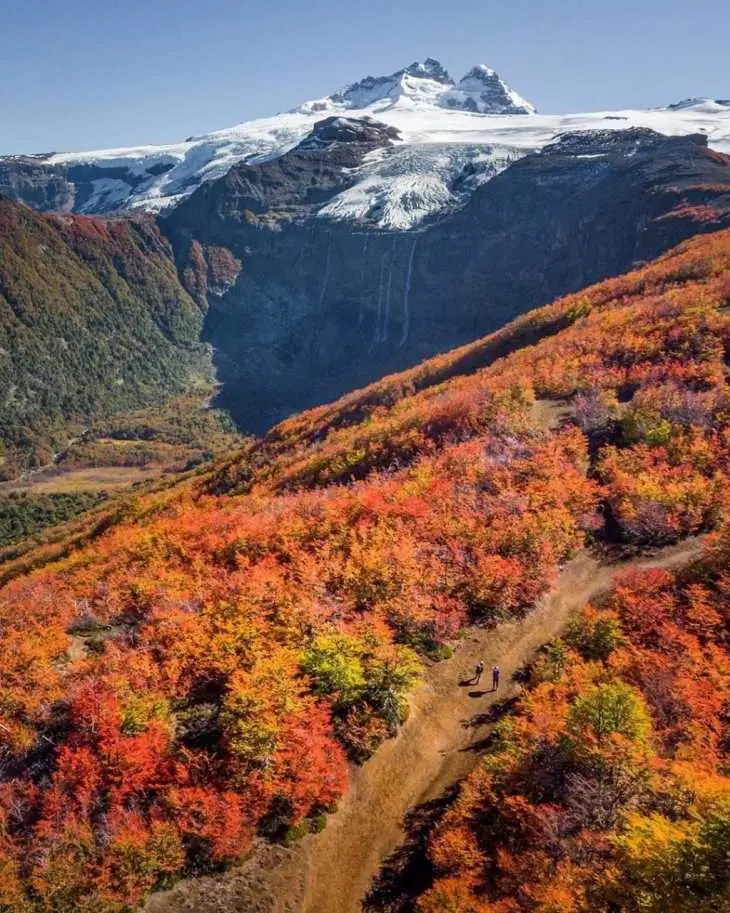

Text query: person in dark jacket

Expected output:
[492,665,501,691]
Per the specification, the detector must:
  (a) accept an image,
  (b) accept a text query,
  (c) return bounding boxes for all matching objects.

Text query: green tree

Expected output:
[565,611,625,661]
[607,808,730,913]
[568,683,651,745]
[302,633,367,707]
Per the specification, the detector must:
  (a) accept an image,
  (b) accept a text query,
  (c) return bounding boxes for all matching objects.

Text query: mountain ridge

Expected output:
[304,57,536,116]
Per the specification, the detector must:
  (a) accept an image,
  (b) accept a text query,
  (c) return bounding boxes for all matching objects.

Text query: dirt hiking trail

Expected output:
[145,538,702,913]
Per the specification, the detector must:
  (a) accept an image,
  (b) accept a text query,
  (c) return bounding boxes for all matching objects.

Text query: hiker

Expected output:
[474,660,485,684]
[492,665,500,691]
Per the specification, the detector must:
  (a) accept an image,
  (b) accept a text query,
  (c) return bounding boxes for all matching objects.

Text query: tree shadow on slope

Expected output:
[363,690,521,913]
[362,789,459,913]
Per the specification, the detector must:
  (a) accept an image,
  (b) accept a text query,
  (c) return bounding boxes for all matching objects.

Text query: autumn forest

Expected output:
[1,229,730,912]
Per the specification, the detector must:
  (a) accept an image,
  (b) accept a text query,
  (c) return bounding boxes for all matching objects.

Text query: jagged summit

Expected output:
[402,57,453,84]
[305,57,454,112]
[444,65,537,114]
[298,58,536,116]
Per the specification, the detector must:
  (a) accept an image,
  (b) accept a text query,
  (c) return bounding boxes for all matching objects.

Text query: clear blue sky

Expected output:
[1,0,728,154]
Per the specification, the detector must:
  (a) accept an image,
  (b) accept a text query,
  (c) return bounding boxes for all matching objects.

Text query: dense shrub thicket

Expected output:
[0,491,106,548]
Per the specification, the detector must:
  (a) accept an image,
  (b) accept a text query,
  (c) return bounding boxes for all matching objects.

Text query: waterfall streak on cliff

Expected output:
[358,235,369,327]
[318,236,332,308]
[383,239,396,343]
[371,253,386,346]
[400,237,419,347]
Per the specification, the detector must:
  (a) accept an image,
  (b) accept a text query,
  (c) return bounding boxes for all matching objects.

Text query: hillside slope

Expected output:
[0,230,729,912]
[0,198,210,479]
[144,542,704,913]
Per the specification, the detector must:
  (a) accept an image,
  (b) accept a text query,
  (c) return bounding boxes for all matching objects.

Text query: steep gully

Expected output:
[145,538,704,913]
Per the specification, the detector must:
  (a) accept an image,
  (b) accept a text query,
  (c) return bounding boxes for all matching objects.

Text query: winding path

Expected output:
[145,538,702,913]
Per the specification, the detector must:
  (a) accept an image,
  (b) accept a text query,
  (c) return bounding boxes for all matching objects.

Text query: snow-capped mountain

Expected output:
[2,58,730,229]
[298,58,535,116]
[443,65,537,114]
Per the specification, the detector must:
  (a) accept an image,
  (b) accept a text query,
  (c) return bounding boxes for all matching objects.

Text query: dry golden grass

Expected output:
[1,465,163,496]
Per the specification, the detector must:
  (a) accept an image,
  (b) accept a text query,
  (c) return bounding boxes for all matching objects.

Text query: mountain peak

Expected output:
[402,57,453,84]
[463,64,498,79]
[297,57,535,116]
[443,64,537,114]
[325,58,454,110]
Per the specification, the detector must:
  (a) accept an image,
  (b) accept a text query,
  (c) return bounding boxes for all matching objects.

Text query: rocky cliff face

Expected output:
[189,117,400,227]
[0,157,179,215]
[165,127,730,433]
[0,157,75,212]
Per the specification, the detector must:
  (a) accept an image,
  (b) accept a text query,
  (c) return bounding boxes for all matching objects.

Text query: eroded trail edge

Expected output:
[145,539,703,913]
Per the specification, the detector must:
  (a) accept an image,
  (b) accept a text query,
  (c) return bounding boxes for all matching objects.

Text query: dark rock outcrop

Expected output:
[170,116,398,231]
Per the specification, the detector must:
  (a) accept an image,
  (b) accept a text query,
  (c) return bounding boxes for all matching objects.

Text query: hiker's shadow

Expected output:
[460,695,521,738]
[459,678,495,697]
